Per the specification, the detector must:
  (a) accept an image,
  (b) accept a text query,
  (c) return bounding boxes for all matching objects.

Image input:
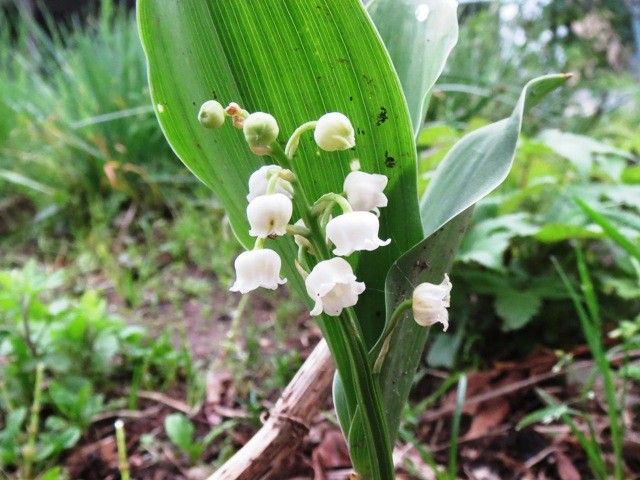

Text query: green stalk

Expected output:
[553,253,624,479]
[22,362,44,480]
[270,143,395,480]
[342,308,396,479]
[574,248,624,479]
[448,374,467,479]
[115,419,131,480]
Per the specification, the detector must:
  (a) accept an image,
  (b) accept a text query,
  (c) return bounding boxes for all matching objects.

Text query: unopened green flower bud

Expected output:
[314,112,356,152]
[198,100,225,129]
[243,112,279,156]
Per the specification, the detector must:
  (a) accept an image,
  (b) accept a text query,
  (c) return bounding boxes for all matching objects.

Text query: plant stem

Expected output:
[21,296,37,357]
[284,120,317,159]
[448,374,467,479]
[574,248,624,480]
[341,308,396,479]
[115,419,131,480]
[22,362,44,480]
[270,143,395,479]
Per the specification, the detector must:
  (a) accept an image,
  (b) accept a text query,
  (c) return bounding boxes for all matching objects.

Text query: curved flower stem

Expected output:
[313,192,352,215]
[266,171,280,194]
[372,299,412,374]
[269,143,395,480]
[284,120,317,159]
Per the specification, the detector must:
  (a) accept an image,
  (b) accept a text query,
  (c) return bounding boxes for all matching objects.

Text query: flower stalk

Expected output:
[22,362,45,480]
[269,143,395,480]
[199,106,406,480]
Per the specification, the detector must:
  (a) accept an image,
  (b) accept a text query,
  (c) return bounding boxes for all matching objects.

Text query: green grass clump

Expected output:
[0,0,194,233]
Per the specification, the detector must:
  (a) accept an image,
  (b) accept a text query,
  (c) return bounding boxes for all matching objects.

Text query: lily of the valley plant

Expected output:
[200,103,450,478]
[139,1,567,478]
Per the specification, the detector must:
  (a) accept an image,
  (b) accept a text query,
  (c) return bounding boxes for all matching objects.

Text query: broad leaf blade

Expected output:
[421,74,571,237]
[379,210,472,441]
[368,0,459,134]
[378,74,569,442]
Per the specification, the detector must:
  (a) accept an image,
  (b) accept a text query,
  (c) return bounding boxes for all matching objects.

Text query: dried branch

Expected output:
[208,339,335,480]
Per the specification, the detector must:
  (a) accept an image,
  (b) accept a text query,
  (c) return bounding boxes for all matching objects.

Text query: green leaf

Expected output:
[538,129,633,177]
[535,223,603,243]
[332,372,352,438]
[378,74,568,443]
[494,289,542,331]
[368,0,459,134]
[139,4,421,474]
[347,408,373,478]
[378,210,472,441]
[164,413,195,454]
[421,74,571,237]
[575,198,640,261]
[39,467,67,480]
[516,404,577,430]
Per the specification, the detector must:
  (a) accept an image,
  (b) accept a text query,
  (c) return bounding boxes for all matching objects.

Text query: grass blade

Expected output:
[575,197,640,261]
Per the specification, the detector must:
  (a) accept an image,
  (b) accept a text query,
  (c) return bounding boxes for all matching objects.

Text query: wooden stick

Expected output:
[208,339,335,480]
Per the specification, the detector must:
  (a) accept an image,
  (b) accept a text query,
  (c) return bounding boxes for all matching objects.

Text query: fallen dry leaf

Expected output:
[465,397,510,439]
[555,450,581,480]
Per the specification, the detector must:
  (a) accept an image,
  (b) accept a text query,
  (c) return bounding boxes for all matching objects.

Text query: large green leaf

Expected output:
[333,0,460,444]
[356,0,461,348]
[138,1,420,476]
[421,74,571,237]
[377,74,569,441]
[368,0,459,134]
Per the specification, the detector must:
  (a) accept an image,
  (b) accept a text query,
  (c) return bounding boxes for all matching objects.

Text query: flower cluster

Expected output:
[198,100,451,329]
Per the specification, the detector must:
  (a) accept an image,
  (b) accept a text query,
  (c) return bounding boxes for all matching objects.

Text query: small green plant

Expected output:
[164,413,234,464]
[0,261,200,476]
[516,246,630,479]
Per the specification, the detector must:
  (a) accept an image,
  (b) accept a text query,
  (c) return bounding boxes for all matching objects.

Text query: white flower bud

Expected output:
[198,100,226,129]
[247,193,293,238]
[314,112,356,152]
[412,274,452,331]
[326,211,390,256]
[243,112,279,155]
[343,171,388,212]
[305,258,365,316]
[230,249,287,294]
[246,165,293,202]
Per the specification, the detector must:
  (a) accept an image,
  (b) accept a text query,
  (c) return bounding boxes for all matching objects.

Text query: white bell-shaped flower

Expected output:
[314,112,356,152]
[247,193,293,238]
[246,165,293,202]
[230,249,287,294]
[412,274,452,331]
[326,211,391,256]
[305,258,365,316]
[343,171,388,212]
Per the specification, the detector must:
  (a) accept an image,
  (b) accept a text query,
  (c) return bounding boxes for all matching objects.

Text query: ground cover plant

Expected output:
[0,0,638,479]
